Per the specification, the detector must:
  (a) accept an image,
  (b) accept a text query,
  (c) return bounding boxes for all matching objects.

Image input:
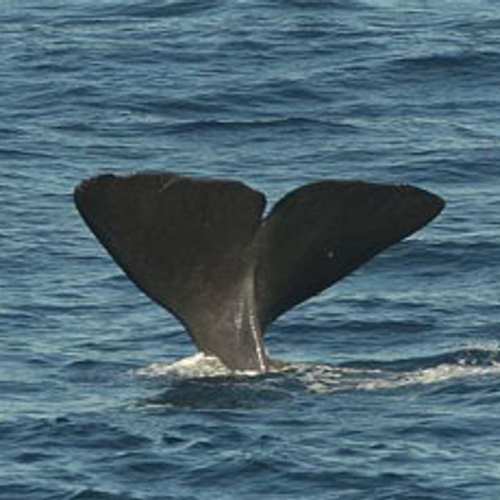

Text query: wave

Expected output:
[319,346,500,393]
[165,117,359,135]
[274,0,364,10]
[100,0,222,20]
[395,50,500,72]
[387,50,500,83]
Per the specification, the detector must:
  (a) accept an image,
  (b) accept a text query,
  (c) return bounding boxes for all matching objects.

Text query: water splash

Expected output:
[134,353,267,379]
[134,345,500,398]
[134,353,230,378]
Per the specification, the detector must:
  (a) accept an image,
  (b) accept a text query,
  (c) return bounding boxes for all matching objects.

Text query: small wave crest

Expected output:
[165,117,356,135]
[294,345,500,394]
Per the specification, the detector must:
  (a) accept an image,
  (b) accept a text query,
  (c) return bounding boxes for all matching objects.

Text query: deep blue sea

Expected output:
[2,1,500,498]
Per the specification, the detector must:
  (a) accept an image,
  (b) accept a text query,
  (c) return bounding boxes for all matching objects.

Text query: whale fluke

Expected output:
[74,172,444,372]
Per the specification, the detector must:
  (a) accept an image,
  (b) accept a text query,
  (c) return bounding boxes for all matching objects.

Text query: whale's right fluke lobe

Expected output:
[74,172,444,372]
[255,181,444,329]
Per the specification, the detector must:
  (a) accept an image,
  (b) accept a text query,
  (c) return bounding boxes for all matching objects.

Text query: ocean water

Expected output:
[1,0,500,498]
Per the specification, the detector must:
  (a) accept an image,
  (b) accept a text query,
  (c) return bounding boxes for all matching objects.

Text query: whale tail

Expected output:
[74,172,444,372]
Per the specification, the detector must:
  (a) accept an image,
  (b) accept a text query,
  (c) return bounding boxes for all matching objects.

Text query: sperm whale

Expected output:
[74,172,444,372]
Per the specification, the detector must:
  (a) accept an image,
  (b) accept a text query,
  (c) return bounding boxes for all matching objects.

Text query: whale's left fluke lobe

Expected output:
[74,172,268,370]
[74,172,444,372]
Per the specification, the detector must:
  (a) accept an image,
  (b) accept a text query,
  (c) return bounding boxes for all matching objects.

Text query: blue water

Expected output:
[1,1,500,498]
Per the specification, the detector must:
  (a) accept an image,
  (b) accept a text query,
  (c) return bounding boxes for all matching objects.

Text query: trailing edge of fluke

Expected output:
[74,171,445,372]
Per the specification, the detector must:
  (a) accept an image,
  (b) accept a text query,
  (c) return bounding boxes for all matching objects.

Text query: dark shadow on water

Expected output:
[136,372,299,411]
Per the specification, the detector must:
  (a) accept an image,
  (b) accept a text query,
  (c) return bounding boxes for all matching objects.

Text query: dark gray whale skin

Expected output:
[74,172,444,372]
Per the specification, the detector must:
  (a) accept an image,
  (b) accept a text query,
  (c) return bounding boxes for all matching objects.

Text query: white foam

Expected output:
[133,346,500,393]
[134,353,229,378]
[359,359,500,392]
[134,352,265,379]
[297,355,500,394]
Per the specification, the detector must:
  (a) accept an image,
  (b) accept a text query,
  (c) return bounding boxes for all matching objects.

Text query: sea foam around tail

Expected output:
[133,344,500,396]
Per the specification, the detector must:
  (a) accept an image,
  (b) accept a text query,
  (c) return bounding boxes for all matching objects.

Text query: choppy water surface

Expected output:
[1,1,500,499]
